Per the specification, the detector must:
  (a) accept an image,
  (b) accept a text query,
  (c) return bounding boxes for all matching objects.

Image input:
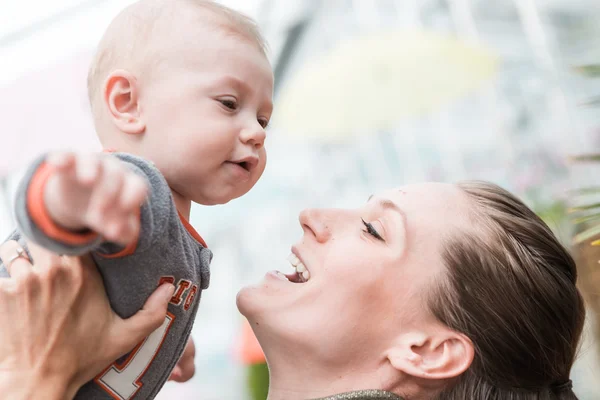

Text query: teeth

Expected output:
[295,262,306,273]
[287,253,300,266]
[287,253,311,282]
[302,270,310,281]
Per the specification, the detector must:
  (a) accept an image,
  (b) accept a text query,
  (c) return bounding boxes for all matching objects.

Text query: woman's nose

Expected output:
[299,208,332,243]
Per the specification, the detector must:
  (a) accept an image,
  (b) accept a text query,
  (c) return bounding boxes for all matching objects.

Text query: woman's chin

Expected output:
[236,283,266,318]
[236,286,252,315]
[236,271,294,316]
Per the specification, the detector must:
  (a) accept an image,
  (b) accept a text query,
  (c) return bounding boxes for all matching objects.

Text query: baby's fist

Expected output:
[45,152,148,245]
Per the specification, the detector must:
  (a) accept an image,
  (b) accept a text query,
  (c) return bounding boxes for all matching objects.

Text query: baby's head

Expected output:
[88,0,274,205]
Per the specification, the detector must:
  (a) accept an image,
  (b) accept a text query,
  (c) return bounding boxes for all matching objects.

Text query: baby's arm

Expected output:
[14,152,148,255]
[44,152,147,244]
[15,151,180,257]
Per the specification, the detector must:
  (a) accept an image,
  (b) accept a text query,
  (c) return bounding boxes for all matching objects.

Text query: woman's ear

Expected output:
[387,330,474,380]
[103,69,145,135]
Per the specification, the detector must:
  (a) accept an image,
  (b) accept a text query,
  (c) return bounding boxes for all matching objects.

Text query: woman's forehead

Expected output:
[372,183,470,228]
[375,183,457,202]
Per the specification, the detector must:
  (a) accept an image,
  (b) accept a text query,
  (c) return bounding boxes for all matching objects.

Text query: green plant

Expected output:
[569,64,600,246]
[568,63,600,246]
[569,177,600,359]
[246,362,269,400]
[534,199,570,242]
[568,165,600,247]
[569,63,600,359]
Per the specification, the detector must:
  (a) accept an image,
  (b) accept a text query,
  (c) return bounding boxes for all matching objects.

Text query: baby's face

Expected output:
[138,32,274,205]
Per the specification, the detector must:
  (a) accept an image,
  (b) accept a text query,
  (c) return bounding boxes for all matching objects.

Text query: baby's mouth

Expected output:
[225,160,251,172]
[228,156,258,172]
[237,161,251,171]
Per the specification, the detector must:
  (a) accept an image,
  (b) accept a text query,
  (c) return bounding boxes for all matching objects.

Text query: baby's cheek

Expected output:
[259,148,267,167]
[254,156,267,181]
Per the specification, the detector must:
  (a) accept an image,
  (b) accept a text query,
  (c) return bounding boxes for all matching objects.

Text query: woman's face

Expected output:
[236,182,471,368]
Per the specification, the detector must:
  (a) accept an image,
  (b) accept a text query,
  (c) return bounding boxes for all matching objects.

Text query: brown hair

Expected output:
[429,181,585,399]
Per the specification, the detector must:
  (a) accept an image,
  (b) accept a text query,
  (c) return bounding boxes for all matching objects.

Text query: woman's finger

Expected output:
[25,241,63,270]
[110,283,175,359]
[0,240,32,279]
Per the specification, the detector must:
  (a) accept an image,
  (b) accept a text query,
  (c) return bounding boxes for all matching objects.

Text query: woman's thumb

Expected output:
[112,283,175,355]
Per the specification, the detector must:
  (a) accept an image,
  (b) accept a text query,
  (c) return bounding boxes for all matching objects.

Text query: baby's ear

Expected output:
[103,69,145,135]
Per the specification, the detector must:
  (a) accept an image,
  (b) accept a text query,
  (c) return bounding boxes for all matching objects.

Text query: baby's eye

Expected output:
[258,118,269,129]
[219,99,238,110]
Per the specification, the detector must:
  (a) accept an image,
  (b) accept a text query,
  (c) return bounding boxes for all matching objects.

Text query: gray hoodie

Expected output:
[1,152,212,400]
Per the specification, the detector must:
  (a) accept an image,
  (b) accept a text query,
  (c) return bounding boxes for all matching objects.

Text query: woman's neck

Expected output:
[267,369,355,400]
[266,354,400,400]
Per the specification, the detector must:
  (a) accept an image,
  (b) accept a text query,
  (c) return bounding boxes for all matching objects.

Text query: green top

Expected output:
[312,389,403,400]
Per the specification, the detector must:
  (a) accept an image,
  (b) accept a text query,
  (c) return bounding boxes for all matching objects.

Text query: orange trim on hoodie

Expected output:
[95,207,140,259]
[100,148,208,253]
[27,162,98,245]
[99,208,206,258]
[178,210,208,248]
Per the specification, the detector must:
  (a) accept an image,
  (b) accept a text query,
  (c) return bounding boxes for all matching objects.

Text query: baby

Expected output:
[0,0,273,399]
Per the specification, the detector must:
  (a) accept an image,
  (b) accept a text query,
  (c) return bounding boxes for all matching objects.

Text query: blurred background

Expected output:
[2,0,600,398]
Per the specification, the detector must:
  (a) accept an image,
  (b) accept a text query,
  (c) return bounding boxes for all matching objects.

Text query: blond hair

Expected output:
[87,0,268,119]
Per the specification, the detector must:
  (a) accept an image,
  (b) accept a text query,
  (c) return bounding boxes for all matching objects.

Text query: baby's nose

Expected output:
[241,124,266,149]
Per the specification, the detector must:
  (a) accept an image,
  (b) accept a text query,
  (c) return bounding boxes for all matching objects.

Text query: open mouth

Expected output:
[283,253,310,283]
[237,161,251,171]
[229,157,258,173]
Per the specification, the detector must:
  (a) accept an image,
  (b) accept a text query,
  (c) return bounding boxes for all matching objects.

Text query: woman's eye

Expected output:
[361,218,384,241]
[220,99,237,110]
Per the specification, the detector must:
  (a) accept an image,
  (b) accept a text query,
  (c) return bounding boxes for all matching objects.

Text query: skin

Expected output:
[123,28,274,212]
[237,183,475,400]
[169,338,196,382]
[44,152,148,246]
[44,22,274,236]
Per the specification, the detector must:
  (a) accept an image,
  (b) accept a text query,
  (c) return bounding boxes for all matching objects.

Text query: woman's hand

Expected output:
[0,240,175,400]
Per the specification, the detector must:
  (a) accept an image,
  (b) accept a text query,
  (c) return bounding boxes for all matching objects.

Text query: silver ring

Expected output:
[6,247,28,269]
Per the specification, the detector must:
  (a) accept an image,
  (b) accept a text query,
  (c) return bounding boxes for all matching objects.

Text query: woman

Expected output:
[1,181,585,399]
[236,181,584,399]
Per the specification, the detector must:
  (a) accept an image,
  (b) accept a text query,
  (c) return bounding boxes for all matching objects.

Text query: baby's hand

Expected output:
[44,152,148,245]
[168,337,196,382]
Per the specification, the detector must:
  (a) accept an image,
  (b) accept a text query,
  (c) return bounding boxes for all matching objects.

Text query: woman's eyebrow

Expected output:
[367,195,407,223]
